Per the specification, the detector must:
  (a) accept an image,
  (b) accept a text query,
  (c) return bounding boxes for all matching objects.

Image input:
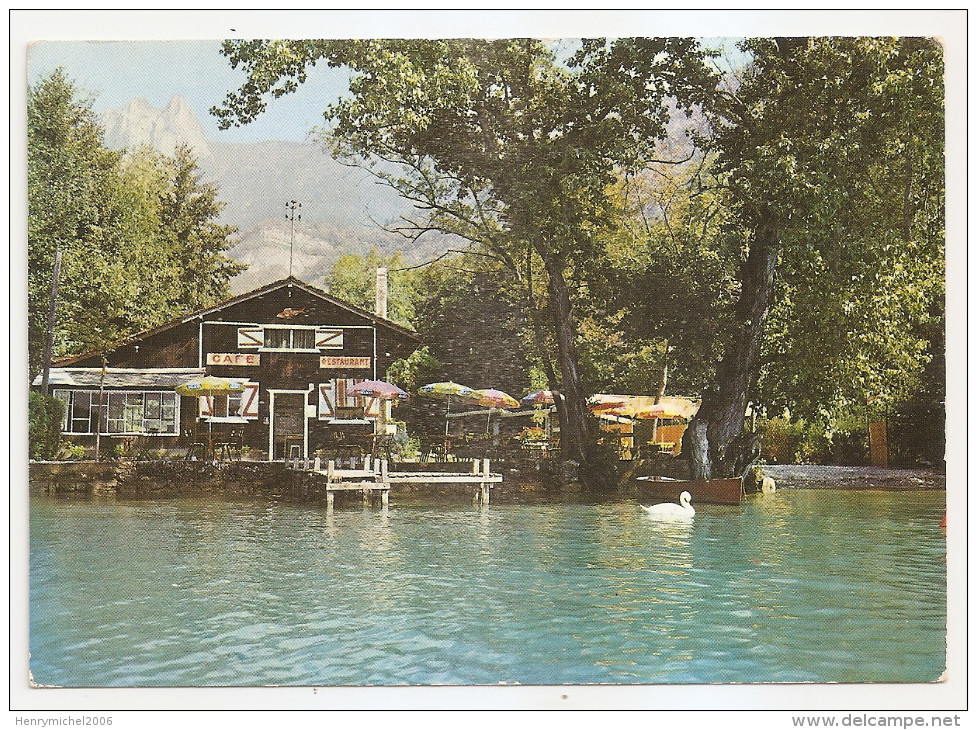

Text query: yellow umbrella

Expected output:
[418,381,474,445]
[175,375,246,397]
[175,376,248,450]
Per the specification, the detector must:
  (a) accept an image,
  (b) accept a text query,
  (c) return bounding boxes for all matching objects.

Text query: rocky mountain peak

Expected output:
[102,95,213,161]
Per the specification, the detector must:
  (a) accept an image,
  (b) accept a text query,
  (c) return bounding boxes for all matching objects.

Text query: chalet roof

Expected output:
[33,368,207,388]
[51,276,420,368]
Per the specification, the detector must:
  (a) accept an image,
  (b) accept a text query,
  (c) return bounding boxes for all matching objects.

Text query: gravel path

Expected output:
[763,464,945,490]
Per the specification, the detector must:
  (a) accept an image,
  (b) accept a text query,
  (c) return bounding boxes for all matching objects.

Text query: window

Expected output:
[53,390,180,435]
[205,393,244,418]
[293,328,316,349]
[263,327,317,351]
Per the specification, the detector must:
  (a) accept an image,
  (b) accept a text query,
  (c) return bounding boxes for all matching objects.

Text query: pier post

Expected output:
[313,456,321,472]
[365,453,372,472]
[380,459,389,485]
[327,491,334,509]
[472,460,479,475]
[381,489,389,507]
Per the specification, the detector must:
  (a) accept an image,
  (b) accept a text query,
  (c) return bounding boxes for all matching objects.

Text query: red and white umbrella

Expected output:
[521,390,556,406]
[347,380,409,401]
[470,388,520,410]
[468,388,520,432]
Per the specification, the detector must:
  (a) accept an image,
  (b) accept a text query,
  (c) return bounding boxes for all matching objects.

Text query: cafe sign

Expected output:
[320,356,371,369]
[207,352,261,366]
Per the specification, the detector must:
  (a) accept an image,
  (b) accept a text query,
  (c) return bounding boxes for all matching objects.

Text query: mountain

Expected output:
[100,95,702,295]
[100,96,441,294]
[103,96,214,162]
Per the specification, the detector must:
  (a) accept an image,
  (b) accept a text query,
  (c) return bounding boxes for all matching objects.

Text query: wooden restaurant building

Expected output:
[35,275,421,461]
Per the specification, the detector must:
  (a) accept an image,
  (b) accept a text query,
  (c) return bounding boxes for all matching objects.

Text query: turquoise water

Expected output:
[28,487,946,687]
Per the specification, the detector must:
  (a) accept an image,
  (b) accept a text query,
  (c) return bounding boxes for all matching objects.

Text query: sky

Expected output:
[26,40,348,143]
[18,9,965,144]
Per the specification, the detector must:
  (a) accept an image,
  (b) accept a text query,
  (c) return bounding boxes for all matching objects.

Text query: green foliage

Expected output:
[57,442,87,461]
[758,410,869,465]
[28,391,64,460]
[410,261,534,393]
[708,38,945,418]
[28,70,244,376]
[575,166,738,396]
[321,248,419,328]
[385,345,442,392]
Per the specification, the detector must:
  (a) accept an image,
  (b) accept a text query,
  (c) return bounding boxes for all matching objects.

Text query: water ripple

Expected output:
[29,489,946,686]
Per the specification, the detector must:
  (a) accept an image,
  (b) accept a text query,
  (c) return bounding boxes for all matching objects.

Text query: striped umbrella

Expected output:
[348,380,409,438]
[521,389,556,406]
[469,388,520,432]
[418,381,475,439]
[347,380,409,401]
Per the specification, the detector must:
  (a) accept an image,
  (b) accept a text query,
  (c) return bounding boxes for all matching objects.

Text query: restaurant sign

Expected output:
[207,352,261,367]
[320,356,371,369]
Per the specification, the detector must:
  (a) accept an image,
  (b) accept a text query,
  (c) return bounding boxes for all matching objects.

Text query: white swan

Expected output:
[641,491,695,520]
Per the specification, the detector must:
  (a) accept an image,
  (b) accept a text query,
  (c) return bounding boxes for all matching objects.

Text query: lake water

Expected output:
[29,486,946,687]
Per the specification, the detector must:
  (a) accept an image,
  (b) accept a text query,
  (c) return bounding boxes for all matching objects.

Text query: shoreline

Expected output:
[763,464,946,491]
[27,460,948,496]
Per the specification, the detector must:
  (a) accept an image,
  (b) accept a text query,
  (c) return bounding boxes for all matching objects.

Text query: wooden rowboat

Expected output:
[635,475,744,506]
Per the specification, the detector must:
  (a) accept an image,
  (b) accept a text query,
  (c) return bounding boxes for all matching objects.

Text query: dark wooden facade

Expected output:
[43,277,421,460]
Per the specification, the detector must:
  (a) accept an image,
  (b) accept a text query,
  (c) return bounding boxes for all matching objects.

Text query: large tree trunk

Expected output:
[684,219,780,481]
[539,253,612,490]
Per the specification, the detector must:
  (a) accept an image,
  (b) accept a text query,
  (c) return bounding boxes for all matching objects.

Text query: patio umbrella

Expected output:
[521,390,556,406]
[346,380,409,401]
[588,395,632,415]
[469,388,520,432]
[597,397,699,420]
[418,381,474,441]
[521,390,559,439]
[175,375,247,398]
[347,380,409,442]
[175,375,248,447]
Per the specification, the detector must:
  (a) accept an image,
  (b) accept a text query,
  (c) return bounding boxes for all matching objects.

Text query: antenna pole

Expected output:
[285,200,302,277]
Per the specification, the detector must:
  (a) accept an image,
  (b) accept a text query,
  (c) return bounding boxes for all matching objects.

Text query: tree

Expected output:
[409,258,534,395]
[321,248,419,328]
[157,145,245,312]
[575,161,737,397]
[28,69,125,375]
[212,38,714,489]
[683,37,945,479]
[28,70,244,376]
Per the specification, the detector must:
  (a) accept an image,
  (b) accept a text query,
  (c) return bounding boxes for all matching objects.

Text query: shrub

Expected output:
[759,411,869,465]
[759,415,829,464]
[28,391,64,460]
[57,442,86,460]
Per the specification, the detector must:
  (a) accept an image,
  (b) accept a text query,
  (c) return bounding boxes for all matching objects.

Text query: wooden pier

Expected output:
[289,455,503,506]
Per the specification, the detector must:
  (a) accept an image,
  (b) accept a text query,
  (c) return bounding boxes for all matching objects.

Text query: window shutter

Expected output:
[240,383,260,418]
[364,395,381,418]
[318,381,336,419]
[315,328,343,349]
[238,327,264,349]
[199,395,214,417]
[343,378,365,408]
